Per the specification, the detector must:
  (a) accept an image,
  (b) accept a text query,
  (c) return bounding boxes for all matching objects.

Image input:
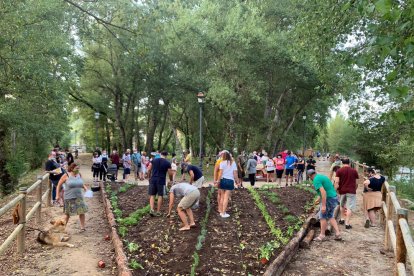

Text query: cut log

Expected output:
[264,212,316,276]
[300,229,315,249]
[325,205,340,236]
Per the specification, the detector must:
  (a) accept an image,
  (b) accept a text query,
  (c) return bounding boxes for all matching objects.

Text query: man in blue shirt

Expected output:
[285,151,297,186]
[131,149,141,181]
[148,151,173,216]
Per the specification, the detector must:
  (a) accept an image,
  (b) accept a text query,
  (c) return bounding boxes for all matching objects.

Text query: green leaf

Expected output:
[375,0,392,15]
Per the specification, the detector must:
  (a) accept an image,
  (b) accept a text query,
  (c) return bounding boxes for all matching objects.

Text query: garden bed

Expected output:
[105,184,315,275]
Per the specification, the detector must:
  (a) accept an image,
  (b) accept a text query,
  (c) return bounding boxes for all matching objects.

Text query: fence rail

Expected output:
[0,173,50,255]
[352,161,414,275]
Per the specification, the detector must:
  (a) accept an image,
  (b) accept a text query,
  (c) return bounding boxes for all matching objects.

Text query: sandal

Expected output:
[334,234,342,241]
[313,236,326,242]
[190,224,197,228]
[364,219,370,228]
[79,228,86,233]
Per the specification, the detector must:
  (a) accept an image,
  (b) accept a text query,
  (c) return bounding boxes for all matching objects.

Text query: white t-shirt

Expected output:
[266,159,275,171]
[219,160,237,180]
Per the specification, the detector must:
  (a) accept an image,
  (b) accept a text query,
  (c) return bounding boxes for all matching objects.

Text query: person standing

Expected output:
[167,182,200,231]
[45,151,64,205]
[171,153,178,183]
[184,164,204,188]
[148,151,173,216]
[306,155,316,180]
[307,169,342,241]
[100,150,109,182]
[363,168,385,228]
[122,149,132,182]
[285,151,298,186]
[274,154,285,186]
[236,152,247,185]
[216,151,240,218]
[92,152,101,183]
[330,154,343,179]
[56,163,88,232]
[265,157,276,183]
[131,149,142,181]
[335,158,359,229]
[245,154,257,187]
[110,150,120,180]
[296,154,305,183]
[139,152,147,180]
[66,149,74,166]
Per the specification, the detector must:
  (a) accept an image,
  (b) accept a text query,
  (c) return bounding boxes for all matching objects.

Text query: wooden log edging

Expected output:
[263,212,317,276]
[99,183,132,276]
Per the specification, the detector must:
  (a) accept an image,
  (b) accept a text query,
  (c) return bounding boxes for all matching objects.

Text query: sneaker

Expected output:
[339,219,345,225]
[150,209,156,217]
[220,213,230,218]
[154,212,162,217]
[345,224,352,230]
[364,219,370,228]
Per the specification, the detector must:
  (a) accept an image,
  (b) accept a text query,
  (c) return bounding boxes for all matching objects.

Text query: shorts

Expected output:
[124,168,131,175]
[178,190,200,209]
[319,197,338,220]
[220,178,234,190]
[276,169,284,178]
[266,170,275,174]
[339,193,357,211]
[193,176,205,188]
[285,169,294,176]
[148,181,166,196]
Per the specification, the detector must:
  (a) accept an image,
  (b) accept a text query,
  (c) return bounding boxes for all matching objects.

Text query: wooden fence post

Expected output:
[385,186,396,251]
[47,179,52,207]
[17,187,27,255]
[36,175,42,224]
[380,184,387,226]
[396,208,408,275]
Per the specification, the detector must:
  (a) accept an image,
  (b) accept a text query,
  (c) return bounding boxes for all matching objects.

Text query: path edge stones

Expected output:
[100,182,132,276]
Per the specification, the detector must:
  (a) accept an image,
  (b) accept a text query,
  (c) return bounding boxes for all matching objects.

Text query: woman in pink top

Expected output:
[274,154,285,186]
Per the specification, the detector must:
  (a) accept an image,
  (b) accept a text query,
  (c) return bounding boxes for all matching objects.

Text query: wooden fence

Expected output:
[352,161,414,275]
[0,173,51,255]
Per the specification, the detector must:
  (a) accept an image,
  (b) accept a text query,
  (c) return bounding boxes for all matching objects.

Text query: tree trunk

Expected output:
[157,106,169,150]
[265,89,289,147]
[105,122,111,153]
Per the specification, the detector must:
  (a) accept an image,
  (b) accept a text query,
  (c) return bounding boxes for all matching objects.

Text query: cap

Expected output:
[306,169,316,175]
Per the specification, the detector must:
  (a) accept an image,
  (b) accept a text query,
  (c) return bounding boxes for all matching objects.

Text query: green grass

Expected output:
[391,179,414,202]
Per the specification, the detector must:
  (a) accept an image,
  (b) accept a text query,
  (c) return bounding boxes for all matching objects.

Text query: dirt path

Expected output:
[283,160,394,275]
[0,154,116,276]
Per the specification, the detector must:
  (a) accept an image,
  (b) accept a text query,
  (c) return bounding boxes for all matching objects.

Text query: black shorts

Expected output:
[285,169,294,176]
[124,168,131,175]
[276,169,284,178]
[266,170,275,174]
[148,181,166,196]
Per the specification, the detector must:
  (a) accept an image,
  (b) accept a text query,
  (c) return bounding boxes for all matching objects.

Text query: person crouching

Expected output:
[167,182,200,231]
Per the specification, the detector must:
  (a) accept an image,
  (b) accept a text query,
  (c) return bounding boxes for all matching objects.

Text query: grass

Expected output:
[391,179,414,202]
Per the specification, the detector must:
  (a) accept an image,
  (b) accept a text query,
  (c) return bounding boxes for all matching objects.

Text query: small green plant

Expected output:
[283,215,298,224]
[240,243,246,250]
[129,259,144,270]
[258,241,279,260]
[279,205,289,215]
[119,225,128,237]
[127,242,140,253]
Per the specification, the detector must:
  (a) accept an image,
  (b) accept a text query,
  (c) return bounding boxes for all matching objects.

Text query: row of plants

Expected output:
[190,186,214,276]
[248,187,290,264]
[105,183,148,270]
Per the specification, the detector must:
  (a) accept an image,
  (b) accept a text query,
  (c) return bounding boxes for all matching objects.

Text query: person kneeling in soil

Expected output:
[167,182,200,231]
[307,169,342,241]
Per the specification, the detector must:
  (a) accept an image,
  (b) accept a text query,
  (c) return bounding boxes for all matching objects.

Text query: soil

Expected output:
[0,154,117,276]
[112,186,314,275]
[123,188,209,276]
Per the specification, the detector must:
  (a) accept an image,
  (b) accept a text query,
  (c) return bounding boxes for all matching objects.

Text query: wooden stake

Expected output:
[16,187,27,255]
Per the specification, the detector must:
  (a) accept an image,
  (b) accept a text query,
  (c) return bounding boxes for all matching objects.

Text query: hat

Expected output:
[306,169,316,175]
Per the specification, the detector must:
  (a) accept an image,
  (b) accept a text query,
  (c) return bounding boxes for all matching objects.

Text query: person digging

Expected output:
[167,182,200,231]
[307,169,342,241]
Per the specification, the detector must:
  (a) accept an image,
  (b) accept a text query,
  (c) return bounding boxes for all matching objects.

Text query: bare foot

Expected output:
[179,226,191,231]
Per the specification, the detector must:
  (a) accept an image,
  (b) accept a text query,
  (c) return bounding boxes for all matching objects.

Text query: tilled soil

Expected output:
[121,187,210,276]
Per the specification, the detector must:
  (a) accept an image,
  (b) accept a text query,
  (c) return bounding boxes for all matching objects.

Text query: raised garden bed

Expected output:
[104,184,315,275]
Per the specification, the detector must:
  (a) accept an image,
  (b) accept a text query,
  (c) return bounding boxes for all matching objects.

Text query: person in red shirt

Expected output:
[334,158,359,229]
[110,149,120,180]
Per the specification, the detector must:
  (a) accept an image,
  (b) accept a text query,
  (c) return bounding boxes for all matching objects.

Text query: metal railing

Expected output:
[352,161,414,275]
[0,173,51,255]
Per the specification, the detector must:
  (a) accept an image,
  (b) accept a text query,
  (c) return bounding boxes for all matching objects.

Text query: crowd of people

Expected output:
[43,145,386,237]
